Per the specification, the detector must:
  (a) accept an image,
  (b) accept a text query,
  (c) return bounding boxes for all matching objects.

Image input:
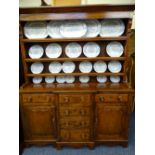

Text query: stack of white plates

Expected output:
[65,76,75,83]
[110,76,121,83]
[96,76,107,83]
[24,21,48,39]
[32,77,42,84]
[106,41,124,57]
[56,76,65,83]
[84,20,101,37]
[62,61,75,73]
[28,45,44,59]
[30,62,44,74]
[94,61,107,73]
[108,61,122,73]
[45,77,55,83]
[83,42,100,58]
[60,20,87,38]
[79,76,90,83]
[47,21,63,38]
[49,62,62,73]
[45,43,62,58]
[79,61,92,73]
[100,19,125,37]
[65,42,82,58]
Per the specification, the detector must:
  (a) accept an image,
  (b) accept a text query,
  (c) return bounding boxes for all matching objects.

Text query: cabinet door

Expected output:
[95,103,129,140]
[21,105,56,141]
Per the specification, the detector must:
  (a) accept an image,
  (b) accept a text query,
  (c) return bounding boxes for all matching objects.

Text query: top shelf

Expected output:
[21,36,127,43]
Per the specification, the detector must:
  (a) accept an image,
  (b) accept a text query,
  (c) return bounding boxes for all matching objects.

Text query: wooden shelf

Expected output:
[27,72,125,77]
[25,57,126,62]
[21,36,127,43]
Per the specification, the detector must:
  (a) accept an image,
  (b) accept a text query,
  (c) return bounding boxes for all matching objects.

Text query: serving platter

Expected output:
[49,62,62,73]
[62,61,75,73]
[79,61,92,73]
[30,62,44,74]
[108,61,122,73]
[94,61,107,73]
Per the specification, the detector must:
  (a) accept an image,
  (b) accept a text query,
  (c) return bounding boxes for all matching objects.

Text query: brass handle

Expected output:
[100,96,105,102]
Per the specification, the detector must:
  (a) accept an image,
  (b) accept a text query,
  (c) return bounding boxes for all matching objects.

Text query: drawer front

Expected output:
[22,94,55,104]
[59,117,90,129]
[95,94,128,103]
[59,107,90,117]
[59,94,91,106]
[60,129,90,141]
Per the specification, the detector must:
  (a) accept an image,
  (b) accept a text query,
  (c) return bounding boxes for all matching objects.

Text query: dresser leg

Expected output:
[122,142,128,148]
[56,143,62,150]
[88,143,95,150]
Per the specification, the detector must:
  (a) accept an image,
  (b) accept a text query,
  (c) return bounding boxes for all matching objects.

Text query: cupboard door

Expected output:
[95,103,129,140]
[21,105,56,141]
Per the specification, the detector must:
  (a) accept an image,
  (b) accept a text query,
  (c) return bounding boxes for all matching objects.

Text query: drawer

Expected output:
[22,94,55,104]
[95,94,128,103]
[60,129,90,141]
[59,107,90,117]
[59,117,90,129]
[59,94,91,106]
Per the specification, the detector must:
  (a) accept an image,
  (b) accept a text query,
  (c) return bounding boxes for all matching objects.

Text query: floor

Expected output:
[22,112,135,155]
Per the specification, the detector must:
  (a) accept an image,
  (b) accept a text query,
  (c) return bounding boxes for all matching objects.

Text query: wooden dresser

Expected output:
[19,4,135,149]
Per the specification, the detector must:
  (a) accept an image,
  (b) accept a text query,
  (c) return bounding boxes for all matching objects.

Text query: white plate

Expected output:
[110,76,121,83]
[19,0,41,7]
[47,21,63,38]
[24,21,48,39]
[62,61,75,73]
[79,61,92,73]
[108,61,122,73]
[32,77,42,84]
[30,62,44,74]
[60,20,87,38]
[96,76,107,83]
[65,42,82,58]
[79,76,90,83]
[106,41,124,57]
[49,62,62,73]
[84,20,101,37]
[56,76,65,83]
[45,43,62,58]
[83,42,100,58]
[65,76,75,83]
[28,45,44,59]
[94,61,107,73]
[45,77,55,83]
[100,19,125,37]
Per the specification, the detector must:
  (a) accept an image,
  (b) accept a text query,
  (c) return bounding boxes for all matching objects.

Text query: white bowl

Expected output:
[108,61,122,73]
[65,42,82,58]
[106,41,124,57]
[28,45,44,59]
[56,76,65,83]
[100,19,125,37]
[47,21,63,38]
[84,20,101,37]
[49,62,62,73]
[65,76,75,83]
[94,61,107,73]
[30,62,44,74]
[60,20,87,38]
[79,61,92,73]
[62,61,75,73]
[83,42,100,58]
[45,77,55,83]
[32,77,42,84]
[110,76,121,83]
[96,76,107,83]
[45,43,62,58]
[79,76,90,83]
[24,21,48,39]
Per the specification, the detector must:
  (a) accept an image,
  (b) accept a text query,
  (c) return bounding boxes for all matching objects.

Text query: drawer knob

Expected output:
[64,97,69,103]
[118,96,123,101]
[80,110,85,115]
[100,97,105,102]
